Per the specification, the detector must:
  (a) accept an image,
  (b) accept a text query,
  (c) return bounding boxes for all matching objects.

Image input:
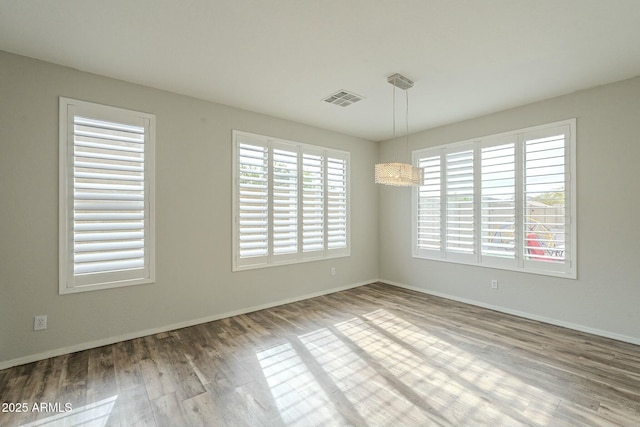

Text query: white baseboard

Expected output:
[381,278,640,346]
[0,279,375,371]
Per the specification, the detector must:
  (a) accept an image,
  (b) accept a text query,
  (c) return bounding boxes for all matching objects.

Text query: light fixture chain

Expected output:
[392,81,397,162]
[405,87,410,161]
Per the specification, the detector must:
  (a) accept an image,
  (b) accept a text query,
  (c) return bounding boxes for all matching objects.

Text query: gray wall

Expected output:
[0,51,379,366]
[3,48,639,368]
[379,75,640,344]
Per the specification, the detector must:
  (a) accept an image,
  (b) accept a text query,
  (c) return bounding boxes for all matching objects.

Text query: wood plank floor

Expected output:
[1,282,639,426]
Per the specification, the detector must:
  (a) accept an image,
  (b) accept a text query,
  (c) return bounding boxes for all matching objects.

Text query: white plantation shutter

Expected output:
[445,148,475,257]
[523,127,569,269]
[237,140,269,262]
[302,152,324,254]
[413,119,575,278]
[272,144,298,257]
[481,140,516,262]
[60,98,155,293]
[327,155,348,251]
[233,131,350,270]
[415,154,441,254]
[73,117,145,274]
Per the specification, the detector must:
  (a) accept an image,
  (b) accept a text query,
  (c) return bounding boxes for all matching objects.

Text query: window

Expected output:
[59,97,155,294]
[233,131,349,271]
[413,119,576,278]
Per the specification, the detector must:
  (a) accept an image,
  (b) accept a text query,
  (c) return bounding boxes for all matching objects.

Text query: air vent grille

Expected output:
[323,90,363,107]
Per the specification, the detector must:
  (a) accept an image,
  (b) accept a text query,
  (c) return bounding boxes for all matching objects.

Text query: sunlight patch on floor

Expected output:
[256,341,338,425]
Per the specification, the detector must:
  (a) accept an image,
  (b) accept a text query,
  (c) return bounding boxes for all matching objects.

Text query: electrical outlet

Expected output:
[34,315,47,331]
[330,267,336,276]
[491,280,498,290]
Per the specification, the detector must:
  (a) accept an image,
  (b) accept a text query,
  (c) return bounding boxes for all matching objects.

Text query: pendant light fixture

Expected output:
[375,73,422,186]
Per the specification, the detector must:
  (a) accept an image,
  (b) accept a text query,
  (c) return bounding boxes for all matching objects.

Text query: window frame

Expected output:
[412,119,576,279]
[59,97,156,294]
[232,130,350,271]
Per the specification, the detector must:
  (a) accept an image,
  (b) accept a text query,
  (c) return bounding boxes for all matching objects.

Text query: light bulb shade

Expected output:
[374,162,422,186]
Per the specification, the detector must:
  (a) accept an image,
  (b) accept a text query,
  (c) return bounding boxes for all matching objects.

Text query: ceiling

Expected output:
[2,0,640,142]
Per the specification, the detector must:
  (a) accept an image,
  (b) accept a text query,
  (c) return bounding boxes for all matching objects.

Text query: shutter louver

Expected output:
[302,153,324,252]
[417,156,441,251]
[327,157,347,249]
[481,143,516,258]
[524,134,566,263]
[272,147,298,255]
[238,143,269,258]
[73,116,147,276]
[446,149,474,254]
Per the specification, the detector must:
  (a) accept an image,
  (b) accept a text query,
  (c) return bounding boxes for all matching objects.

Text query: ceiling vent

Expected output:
[323,90,364,107]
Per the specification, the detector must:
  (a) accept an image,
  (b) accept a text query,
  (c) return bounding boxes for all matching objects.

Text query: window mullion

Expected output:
[412,151,419,256]
[439,148,447,259]
[297,147,304,260]
[267,141,274,264]
[515,135,524,268]
[323,152,329,257]
[473,143,481,263]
